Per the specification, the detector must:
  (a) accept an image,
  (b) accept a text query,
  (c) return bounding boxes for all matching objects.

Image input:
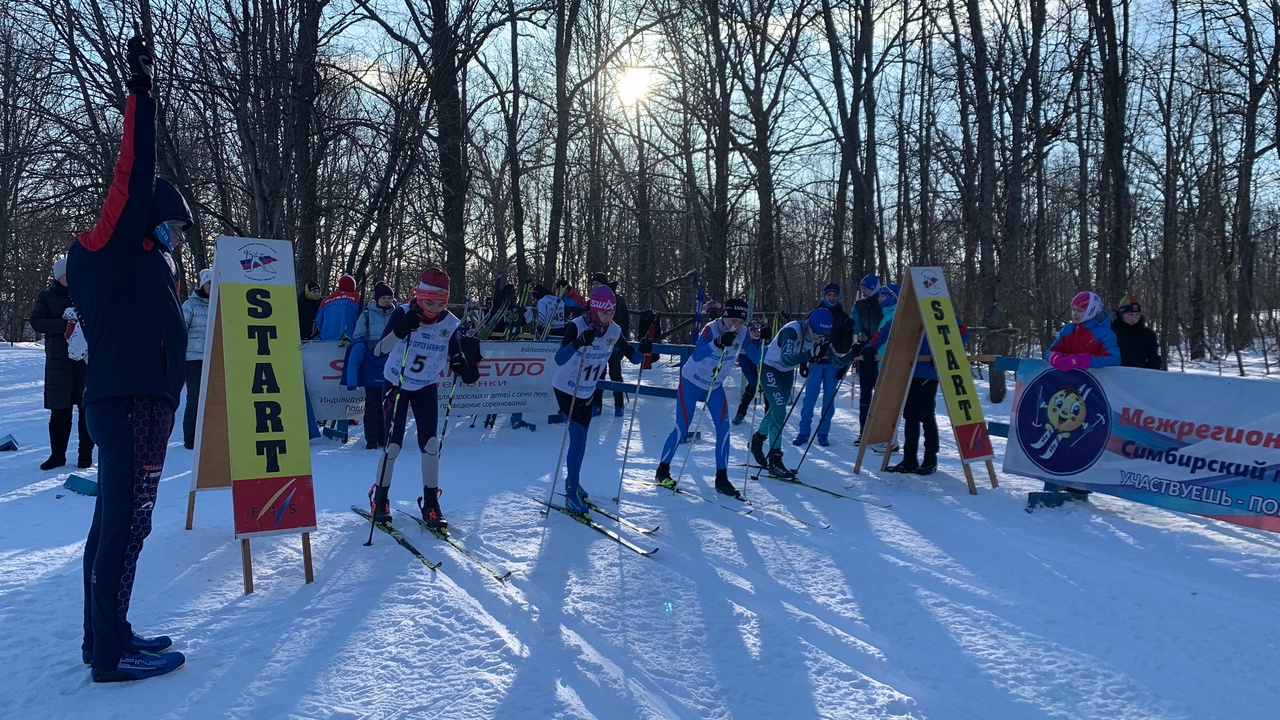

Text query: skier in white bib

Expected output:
[553,285,653,515]
[653,297,749,497]
[368,267,481,530]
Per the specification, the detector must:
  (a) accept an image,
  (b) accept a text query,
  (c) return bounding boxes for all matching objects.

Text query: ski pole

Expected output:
[543,340,590,514]
[612,311,661,502]
[793,366,849,476]
[366,339,412,546]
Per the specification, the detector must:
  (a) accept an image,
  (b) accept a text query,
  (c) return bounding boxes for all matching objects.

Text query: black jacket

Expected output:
[66,93,186,408]
[298,292,320,340]
[29,281,88,409]
[1112,316,1163,370]
[853,295,883,342]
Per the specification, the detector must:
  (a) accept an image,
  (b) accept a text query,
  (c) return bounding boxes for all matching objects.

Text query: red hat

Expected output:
[338,274,356,293]
[415,267,450,303]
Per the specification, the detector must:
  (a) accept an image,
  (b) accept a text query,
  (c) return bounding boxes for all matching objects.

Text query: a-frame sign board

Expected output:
[185,236,318,594]
[853,268,998,494]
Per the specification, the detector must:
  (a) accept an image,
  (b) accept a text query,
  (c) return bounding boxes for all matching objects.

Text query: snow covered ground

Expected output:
[1,341,1278,720]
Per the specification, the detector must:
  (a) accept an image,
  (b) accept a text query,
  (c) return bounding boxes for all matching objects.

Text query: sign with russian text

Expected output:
[215,236,317,539]
[910,267,993,461]
[301,341,365,421]
[1005,360,1280,533]
[437,341,559,414]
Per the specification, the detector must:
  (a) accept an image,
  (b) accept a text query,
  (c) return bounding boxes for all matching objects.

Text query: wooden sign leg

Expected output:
[302,532,315,584]
[241,539,254,595]
[185,490,197,530]
[985,458,999,488]
[961,462,978,495]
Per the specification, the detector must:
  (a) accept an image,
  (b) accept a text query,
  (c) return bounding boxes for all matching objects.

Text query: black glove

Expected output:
[638,337,653,355]
[714,329,738,349]
[849,342,865,357]
[574,327,597,348]
[449,353,468,376]
[126,34,155,94]
[799,362,810,379]
[862,344,877,361]
[809,339,828,363]
[393,308,422,338]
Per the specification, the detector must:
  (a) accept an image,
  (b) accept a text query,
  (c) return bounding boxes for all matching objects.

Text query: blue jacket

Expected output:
[315,294,360,342]
[65,94,186,407]
[342,302,397,388]
[1045,314,1121,368]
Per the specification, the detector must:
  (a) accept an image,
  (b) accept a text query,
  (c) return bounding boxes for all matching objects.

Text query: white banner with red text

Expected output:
[302,339,561,418]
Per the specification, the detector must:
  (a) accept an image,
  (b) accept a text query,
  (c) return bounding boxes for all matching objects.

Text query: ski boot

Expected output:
[816,434,829,447]
[564,482,589,516]
[731,411,746,426]
[791,433,809,446]
[418,488,448,532]
[750,433,769,467]
[655,462,677,490]
[369,484,392,523]
[615,405,625,418]
[714,469,742,499]
[764,449,795,479]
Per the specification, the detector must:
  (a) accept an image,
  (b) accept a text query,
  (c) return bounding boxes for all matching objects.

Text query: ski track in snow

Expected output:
[0,343,1277,719]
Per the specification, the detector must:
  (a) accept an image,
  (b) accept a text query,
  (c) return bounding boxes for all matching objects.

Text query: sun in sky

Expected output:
[616,67,655,105]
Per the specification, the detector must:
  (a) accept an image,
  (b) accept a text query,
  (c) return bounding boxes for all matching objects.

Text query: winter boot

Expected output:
[84,634,173,665]
[887,459,920,474]
[91,650,185,683]
[750,433,768,467]
[564,482,589,516]
[714,469,742,500]
[816,434,829,447]
[615,405,625,418]
[77,449,94,469]
[731,411,746,426]
[655,462,677,490]
[917,459,937,476]
[791,433,809,446]
[369,484,392,523]
[765,449,794,479]
[41,410,71,471]
[419,488,448,532]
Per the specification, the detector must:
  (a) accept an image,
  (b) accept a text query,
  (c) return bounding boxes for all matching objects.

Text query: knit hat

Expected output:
[1116,294,1141,314]
[1071,291,1103,321]
[591,271,610,285]
[415,267,451,303]
[52,257,67,281]
[860,274,880,293]
[305,280,321,294]
[722,298,749,320]
[373,281,394,301]
[588,285,617,332]
[823,283,841,298]
[877,284,899,309]
[807,307,835,336]
[338,274,356,293]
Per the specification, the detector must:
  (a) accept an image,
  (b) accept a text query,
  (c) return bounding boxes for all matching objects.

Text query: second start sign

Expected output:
[214,237,317,538]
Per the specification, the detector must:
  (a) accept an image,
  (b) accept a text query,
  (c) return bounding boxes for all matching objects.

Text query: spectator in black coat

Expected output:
[298,280,322,340]
[28,257,93,470]
[1112,295,1164,370]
